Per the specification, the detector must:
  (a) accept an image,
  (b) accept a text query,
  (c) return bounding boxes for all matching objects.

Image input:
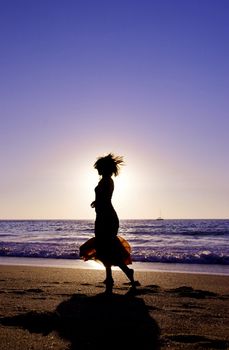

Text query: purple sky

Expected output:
[0,0,228,219]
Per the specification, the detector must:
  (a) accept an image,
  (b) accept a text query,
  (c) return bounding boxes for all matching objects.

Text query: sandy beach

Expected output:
[0,264,228,350]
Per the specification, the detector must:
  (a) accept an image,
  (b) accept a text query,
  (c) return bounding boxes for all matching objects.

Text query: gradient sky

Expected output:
[0,0,228,219]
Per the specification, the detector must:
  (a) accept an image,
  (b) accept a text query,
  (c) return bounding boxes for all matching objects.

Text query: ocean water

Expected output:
[0,220,228,271]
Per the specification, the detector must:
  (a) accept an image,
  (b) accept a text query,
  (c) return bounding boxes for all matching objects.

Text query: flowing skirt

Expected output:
[79,235,132,266]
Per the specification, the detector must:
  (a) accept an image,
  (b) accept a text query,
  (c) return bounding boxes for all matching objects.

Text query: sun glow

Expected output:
[82,167,134,204]
[113,170,132,200]
[64,152,152,219]
[75,160,138,219]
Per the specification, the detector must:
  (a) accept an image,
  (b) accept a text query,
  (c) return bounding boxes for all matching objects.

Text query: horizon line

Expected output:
[0,217,228,221]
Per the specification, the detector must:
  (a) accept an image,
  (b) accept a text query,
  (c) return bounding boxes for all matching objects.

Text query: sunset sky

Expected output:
[0,0,228,219]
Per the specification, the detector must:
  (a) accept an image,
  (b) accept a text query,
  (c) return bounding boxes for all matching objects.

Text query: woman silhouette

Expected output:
[80,153,138,293]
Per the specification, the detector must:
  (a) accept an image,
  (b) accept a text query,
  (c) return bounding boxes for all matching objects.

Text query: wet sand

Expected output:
[0,265,228,349]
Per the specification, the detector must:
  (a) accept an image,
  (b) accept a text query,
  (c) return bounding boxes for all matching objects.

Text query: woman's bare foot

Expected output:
[128,269,141,287]
[104,278,114,295]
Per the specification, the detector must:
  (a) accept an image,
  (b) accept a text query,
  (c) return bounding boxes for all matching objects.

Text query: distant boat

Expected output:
[156,210,164,221]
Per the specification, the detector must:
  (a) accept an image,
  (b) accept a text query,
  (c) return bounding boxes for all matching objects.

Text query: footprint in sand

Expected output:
[167,334,229,349]
[166,286,218,299]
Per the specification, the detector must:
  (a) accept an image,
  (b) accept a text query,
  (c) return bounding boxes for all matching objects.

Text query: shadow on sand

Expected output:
[0,292,160,349]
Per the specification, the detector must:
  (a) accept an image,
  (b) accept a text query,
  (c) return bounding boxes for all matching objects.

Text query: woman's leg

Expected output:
[105,266,113,283]
[104,266,113,294]
[118,263,135,287]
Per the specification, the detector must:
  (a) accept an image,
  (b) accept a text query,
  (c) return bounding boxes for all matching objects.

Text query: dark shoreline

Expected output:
[0,256,229,276]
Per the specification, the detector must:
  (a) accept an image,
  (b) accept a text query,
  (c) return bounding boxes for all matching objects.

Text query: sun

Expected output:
[67,153,142,219]
[112,168,135,210]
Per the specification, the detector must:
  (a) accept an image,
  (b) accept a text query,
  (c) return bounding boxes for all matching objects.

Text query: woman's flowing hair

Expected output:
[94,153,124,176]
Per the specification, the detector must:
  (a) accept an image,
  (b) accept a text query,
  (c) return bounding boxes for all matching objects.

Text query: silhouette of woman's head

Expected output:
[94,153,124,176]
